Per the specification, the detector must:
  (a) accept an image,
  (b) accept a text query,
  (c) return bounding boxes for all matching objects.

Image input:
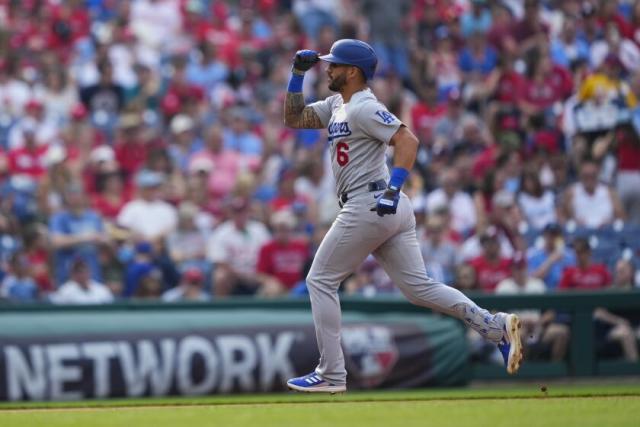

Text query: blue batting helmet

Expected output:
[319,39,378,80]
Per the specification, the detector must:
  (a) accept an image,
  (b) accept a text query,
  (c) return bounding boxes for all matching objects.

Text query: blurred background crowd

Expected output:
[1,0,640,360]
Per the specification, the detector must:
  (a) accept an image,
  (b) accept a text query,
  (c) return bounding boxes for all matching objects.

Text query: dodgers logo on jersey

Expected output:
[375,110,396,124]
[327,121,352,142]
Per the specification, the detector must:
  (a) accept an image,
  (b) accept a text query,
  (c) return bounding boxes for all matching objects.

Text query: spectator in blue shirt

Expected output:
[458,31,498,77]
[0,252,38,302]
[460,0,492,38]
[527,223,576,290]
[223,109,263,156]
[550,16,590,68]
[186,42,229,93]
[49,184,105,286]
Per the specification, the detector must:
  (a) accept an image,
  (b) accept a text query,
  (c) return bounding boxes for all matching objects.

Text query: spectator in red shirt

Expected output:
[597,0,634,40]
[410,79,447,148]
[510,0,549,55]
[519,48,573,118]
[113,113,152,184]
[469,226,513,293]
[487,3,517,54]
[23,226,53,295]
[559,237,611,291]
[559,237,638,360]
[7,119,48,181]
[257,210,309,296]
[91,169,131,221]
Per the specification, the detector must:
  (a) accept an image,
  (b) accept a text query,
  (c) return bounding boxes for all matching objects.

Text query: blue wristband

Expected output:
[287,73,304,92]
[389,167,409,190]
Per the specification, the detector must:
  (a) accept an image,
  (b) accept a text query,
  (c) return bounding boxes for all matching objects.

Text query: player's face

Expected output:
[327,63,348,92]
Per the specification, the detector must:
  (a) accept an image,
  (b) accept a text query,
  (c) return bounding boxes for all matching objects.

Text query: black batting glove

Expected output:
[293,50,320,73]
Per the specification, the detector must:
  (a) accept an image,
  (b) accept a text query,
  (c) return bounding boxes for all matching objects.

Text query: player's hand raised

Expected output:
[376,188,400,217]
[293,50,320,73]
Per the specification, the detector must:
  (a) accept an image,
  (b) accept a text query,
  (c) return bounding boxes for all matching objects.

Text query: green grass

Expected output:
[1,384,639,427]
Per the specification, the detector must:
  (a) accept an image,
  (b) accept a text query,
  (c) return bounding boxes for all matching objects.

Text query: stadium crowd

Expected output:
[1,0,640,360]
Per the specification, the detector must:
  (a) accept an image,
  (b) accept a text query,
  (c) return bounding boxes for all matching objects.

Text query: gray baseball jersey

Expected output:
[303,88,507,387]
[309,89,399,196]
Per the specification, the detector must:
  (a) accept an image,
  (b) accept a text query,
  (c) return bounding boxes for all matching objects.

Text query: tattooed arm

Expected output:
[283,92,324,129]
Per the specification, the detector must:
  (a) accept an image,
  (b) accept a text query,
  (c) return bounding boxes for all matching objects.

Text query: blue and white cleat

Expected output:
[498,313,523,375]
[287,372,347,394]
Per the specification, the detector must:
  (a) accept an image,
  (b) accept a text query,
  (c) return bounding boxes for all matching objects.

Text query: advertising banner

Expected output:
[0,311,467,401]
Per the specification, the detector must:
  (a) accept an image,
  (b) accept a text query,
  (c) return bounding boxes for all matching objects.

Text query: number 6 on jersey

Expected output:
[336,140,349,166]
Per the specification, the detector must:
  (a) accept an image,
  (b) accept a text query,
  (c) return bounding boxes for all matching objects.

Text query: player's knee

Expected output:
[305,272,339,292]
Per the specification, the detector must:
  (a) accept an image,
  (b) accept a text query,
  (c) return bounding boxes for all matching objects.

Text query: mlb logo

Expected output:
[342,325,399,388]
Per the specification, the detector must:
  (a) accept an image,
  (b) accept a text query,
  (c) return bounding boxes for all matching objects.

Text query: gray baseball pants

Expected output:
[307,190,506,385]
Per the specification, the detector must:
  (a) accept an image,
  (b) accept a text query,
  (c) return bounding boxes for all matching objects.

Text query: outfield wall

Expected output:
[0,308,467,401]
[1,290,639,401]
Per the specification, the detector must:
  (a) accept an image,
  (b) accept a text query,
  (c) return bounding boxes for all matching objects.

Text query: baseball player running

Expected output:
[284,39,522,393]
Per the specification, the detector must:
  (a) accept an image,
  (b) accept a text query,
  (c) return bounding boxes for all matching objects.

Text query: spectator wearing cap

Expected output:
[7,119,49,181]
[162,267,210,302]
[35,144,73,216]
[468,226,513,293]
[256,210,309,296]
[561,159,625,228]
[49,183,106,285]
[50,258,113,304]
[527,222,576,290]
[168,114,201,173]
[207,197,271,296]
[495,252,570,362]
[117,169,177,243]
[113,112,153,183]
[420,214,458,284]
[189,124,242,202]
[0,252,39,303]
[8,98,58,150]
[425,167,477,237]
